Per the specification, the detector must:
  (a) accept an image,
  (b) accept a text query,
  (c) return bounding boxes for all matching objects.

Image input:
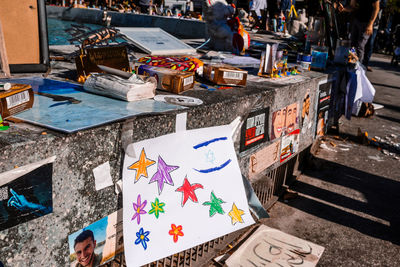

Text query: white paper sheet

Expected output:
[122,125,255,267]
[175,112,187,132]
[93,161,113,191]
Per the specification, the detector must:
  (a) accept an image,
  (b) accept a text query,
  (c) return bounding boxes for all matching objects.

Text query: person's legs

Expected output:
[261,9,267,30]
[363,28,378,67]
[351,19,370,63]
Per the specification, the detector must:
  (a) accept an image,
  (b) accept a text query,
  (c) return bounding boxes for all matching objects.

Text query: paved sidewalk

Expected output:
[263,55,400,266]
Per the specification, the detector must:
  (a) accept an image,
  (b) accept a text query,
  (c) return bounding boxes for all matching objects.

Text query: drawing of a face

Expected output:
[317,112,325,137]
[272,108,286,139]
[285,103,298,133]
[302,92,310,120]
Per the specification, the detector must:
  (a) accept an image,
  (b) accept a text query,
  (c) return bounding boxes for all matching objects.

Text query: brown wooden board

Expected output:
[75,46,131,78]
[0,0,40,64]
[0,0,49,73]
[0,20,10,78]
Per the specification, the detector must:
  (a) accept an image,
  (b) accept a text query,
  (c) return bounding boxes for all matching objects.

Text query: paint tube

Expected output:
[0,82,11,91]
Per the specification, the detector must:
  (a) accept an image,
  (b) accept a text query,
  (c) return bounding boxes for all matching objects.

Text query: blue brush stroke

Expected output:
[49,102,72,108]
[193,159,232,173]
[193,137,228,149]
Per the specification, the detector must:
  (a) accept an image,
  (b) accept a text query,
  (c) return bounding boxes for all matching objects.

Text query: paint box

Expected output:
[136,65,195,94]
[301,54,312,62]
[296,52,303,64]
[203,64,247,87]
[311,46,328,70]
[0,84,34,119]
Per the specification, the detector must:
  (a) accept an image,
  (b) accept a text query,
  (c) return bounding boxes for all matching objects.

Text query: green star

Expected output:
[148,197,165,219]
[202,191,225,217]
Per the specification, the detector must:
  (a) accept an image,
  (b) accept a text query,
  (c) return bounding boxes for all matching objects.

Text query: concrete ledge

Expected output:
[46,5,208,39]
[0,57,335,265]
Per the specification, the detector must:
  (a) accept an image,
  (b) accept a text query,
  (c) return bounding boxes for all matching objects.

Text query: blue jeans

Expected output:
[350,19,371,64]
[363,28,378,67]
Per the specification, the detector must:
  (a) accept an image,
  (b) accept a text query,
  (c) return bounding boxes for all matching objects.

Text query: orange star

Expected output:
[128,148,156,183]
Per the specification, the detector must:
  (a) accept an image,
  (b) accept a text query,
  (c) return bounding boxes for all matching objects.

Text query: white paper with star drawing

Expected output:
[122,124,255,267]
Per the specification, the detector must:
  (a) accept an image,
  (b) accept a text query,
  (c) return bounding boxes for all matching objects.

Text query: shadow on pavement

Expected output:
[376,114,400,124]
[372,83,400,90]
[369,58,400,73]
[282,158,400,245]
[373,102,400,113]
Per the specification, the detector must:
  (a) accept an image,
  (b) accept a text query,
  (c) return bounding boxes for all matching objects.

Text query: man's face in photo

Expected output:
[74,237,97,266]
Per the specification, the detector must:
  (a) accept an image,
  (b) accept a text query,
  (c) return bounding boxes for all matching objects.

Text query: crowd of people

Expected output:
[46,0,202,17]
[46,0,400,66]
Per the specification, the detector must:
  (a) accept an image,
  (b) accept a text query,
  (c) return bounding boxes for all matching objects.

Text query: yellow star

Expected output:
[228,203,245,225]
[128,148,156,183]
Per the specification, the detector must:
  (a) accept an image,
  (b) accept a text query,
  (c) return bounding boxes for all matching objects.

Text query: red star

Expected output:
[176,177,203,207]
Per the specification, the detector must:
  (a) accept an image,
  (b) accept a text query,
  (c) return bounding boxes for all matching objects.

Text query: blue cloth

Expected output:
[346,68,357,120]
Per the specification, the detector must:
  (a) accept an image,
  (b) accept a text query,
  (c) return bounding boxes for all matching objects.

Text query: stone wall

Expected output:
[0,69,334,265]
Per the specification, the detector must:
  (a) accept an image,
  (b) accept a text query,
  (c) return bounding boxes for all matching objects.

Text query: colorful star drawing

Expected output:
[228,203,245,225]
[149,156,179,195]
[128,148,156,183]
[135,227,150,250]
[132,194,147,224]
[168,224,184,243]
[202,191,225,217]
[176,177,204,207]
[148,197,165,219]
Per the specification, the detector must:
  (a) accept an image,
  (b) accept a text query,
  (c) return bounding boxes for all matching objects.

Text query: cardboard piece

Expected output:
[137,65,194,94]
[248,140,281,180]
[118,27,196,55]
[68,209,124,266]
[122,125,255,266]
[0,84,34,119]
[225,224,325,267]
[203,64,247,87]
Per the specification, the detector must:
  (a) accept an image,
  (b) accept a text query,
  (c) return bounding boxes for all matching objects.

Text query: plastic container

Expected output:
[311,46,328,70]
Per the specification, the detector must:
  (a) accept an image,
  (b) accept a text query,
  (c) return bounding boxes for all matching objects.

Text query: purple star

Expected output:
[149,156,179,194]
[132,194,147,224]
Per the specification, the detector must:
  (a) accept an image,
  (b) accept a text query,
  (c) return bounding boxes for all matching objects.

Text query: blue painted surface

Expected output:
[5,77,185,133]
[47,18,102,45]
